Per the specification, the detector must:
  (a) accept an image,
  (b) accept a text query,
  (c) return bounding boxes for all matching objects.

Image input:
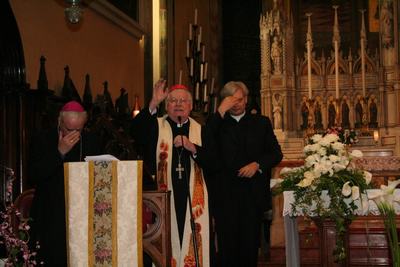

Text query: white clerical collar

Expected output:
[177,118,189,128]
[230,111,246,122]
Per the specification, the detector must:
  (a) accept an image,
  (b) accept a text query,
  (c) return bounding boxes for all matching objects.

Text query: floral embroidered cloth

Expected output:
[64,161,142,267]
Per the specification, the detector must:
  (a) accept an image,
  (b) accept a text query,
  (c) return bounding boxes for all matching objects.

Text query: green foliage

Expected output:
[274,133,371,262]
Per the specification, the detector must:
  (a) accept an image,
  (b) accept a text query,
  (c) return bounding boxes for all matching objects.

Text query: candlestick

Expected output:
[197,38,201,51]
[204,63,208,80]
[199,26,202,42]
[195,82,200,100]
[334,40,339,99]
[202,45,205,62]
[203,84,208,102]
[210,77,215,93]
[194,9,198,25]
[197,27,202,51]
[200,64,204,81]
[186,40,190,58]
[179,70,182,84]
[189,23,192,40]
[190,58,193,76]
[212,95,218,113]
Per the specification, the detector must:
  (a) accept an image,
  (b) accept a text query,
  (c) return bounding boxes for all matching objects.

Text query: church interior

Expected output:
[1,0,400,266]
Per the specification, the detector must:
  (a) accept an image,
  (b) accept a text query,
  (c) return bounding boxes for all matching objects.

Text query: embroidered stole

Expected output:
[156,115,210,267]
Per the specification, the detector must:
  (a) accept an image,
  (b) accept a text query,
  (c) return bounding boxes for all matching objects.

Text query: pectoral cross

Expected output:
[176,162,184,179]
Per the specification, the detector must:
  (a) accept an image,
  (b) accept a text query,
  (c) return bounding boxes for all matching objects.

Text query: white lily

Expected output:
[367,179,400,266]
[342,181,351,197]
[363,171,372,185]
[368,179,400,206]
[351,186,360,200]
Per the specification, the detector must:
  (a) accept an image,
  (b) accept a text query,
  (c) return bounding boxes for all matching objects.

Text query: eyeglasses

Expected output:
[168,98,190,105]
[59,124,82,133]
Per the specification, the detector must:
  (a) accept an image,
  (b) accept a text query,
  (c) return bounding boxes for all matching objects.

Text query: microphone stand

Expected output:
[178,116,200,267]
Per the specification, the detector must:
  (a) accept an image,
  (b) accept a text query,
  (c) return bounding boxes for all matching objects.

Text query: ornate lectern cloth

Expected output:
[156,116,210,267]
[64,161,142,267]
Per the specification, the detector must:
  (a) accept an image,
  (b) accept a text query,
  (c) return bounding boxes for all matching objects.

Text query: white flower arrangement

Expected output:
[274,133,372,262]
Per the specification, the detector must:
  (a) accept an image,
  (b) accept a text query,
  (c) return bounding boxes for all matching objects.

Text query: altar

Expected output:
[269,163,400,267]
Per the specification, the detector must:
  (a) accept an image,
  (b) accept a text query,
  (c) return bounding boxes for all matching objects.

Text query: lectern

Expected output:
[64,161,142,267]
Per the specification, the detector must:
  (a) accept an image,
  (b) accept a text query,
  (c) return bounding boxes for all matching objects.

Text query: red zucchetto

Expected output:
[61,101,85,112]
[169,84,190,92]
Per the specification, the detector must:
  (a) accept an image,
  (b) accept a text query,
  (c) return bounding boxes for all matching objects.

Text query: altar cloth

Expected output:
[281,188,400,267]
[283,189,400,216]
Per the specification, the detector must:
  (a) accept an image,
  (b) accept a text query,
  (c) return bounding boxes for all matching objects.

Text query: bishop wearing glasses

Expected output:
[131,80,217,267]
[28,101,101,266]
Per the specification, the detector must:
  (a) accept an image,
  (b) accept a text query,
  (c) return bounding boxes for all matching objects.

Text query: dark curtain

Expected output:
[0,0,27,203]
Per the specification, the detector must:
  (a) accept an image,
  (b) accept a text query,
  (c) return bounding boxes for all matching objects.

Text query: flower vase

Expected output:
[312,217,348,267]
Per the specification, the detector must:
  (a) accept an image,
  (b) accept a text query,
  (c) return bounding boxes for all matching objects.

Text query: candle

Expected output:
[373,130,379,143]
[210,78,215,94]
[189,23,192,40]
[307,41,312,99]
[190,58,193,76]
[179,70,182,84]
[202,45,205,62]
[203,84,208,102]
[204,62,208,80]
[200,64,204,81]
[334,40,339,99]
[186,40,190,58]
[194,9,198,25]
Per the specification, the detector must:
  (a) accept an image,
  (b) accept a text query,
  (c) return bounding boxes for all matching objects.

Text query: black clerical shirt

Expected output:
[166,117,191,245]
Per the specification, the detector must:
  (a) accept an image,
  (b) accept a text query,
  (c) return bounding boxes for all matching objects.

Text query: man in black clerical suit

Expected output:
[28,101,101,267]
[207,81,283,267]
[131,80,217,267]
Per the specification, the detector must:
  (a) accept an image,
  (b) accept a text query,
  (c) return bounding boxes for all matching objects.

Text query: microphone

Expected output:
[177,116,184,149]
[177,116,182,128]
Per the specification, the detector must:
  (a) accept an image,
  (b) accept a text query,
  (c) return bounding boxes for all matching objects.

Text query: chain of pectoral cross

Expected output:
[175,147,185,179]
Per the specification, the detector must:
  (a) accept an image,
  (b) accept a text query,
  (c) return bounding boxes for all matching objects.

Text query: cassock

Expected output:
[132,108,217,267]
[28,128,101,267]
[207,112,283,267]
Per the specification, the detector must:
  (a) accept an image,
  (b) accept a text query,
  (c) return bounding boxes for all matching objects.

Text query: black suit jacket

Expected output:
[207,112,283,212]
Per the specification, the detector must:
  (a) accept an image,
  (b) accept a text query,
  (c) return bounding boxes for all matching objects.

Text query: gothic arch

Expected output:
[326,58,349,75]
[300,58,322,75]
[353,55,376,73]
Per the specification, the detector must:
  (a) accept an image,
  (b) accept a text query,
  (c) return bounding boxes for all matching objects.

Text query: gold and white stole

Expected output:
[156,115,210,267]
[64,161,143,267]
